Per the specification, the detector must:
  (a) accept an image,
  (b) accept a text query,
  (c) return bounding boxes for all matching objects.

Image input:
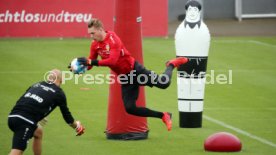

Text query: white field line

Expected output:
[248,40,276,48]
[213,40,276,48]
[203,115,276,148]
[205,107,276,111]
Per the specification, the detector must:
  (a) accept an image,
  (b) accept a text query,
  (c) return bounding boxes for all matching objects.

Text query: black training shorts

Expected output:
[8,117,37,151]
[120,61,156,102]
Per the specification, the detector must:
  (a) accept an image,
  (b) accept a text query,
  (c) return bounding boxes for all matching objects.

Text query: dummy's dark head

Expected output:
[185,0,202,11]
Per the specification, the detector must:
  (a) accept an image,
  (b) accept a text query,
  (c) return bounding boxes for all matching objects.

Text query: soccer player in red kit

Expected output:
[75,18,188,131]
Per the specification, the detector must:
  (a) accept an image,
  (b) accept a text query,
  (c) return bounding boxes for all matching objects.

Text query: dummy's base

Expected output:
[179,112,202,128]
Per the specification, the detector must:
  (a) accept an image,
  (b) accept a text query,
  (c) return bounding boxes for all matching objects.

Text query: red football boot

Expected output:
[166,57,189,68]
[162,112,172,131]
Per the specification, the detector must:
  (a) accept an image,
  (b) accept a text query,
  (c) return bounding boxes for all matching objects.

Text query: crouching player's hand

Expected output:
[74,121,85,136]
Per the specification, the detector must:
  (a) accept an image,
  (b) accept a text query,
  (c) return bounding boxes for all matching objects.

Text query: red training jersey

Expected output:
[88,31,135,74]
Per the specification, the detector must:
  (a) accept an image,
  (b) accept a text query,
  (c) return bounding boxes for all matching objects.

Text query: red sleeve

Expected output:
[87,42,98,70]
[98,36,120,67]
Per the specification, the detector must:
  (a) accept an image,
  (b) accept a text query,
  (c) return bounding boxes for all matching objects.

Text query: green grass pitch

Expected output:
[0,37,276,154]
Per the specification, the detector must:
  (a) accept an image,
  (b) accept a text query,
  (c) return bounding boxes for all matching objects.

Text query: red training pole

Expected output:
[105,0,148,140]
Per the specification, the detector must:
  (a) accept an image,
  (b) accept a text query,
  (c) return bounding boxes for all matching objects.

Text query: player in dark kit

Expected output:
[8,69,85,155]
[73,18,188,131]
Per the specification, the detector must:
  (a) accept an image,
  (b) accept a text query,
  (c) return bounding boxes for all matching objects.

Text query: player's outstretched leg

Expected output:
[162,112,172,131]
[166,57,189,68]
[153,57,189,89]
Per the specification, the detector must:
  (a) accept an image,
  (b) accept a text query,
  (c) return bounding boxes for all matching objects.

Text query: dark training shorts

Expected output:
[8,117,37,151]
[120,61,155,102]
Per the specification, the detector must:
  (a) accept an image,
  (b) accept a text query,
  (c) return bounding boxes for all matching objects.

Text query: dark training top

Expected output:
[9,81,74,125]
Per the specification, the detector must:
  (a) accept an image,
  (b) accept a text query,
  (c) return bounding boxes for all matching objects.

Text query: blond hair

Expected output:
[87,18,104,29]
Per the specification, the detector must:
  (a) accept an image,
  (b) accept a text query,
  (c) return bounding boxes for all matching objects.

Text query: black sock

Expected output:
[126,106,163,118]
